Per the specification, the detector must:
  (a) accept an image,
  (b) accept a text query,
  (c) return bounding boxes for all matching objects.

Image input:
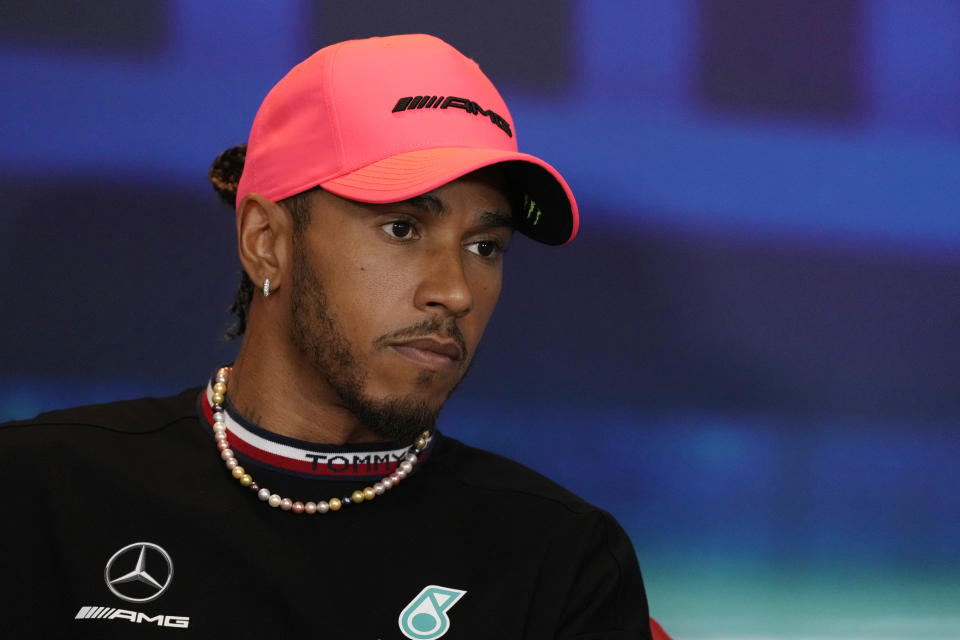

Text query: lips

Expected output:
[389,337,463,371]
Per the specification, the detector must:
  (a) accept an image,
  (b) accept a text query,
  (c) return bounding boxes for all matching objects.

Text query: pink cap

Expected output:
[236,34,578,245]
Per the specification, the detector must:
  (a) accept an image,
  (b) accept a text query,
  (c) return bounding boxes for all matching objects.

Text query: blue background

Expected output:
[2,2,959,637]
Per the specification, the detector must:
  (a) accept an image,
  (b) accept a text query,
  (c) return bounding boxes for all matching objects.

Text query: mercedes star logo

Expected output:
[104,542,174,603]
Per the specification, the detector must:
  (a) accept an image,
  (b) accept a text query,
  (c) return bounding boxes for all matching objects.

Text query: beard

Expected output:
[288,242,465,442]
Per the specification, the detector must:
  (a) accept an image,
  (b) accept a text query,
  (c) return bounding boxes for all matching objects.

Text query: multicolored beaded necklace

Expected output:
[209,366,430,514]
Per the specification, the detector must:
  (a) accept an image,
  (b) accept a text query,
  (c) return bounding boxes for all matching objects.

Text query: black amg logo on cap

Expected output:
[392,95,513,138]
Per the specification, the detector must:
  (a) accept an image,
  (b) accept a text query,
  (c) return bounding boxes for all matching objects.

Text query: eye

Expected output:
[465,240,503,258]
[381,220,416,240]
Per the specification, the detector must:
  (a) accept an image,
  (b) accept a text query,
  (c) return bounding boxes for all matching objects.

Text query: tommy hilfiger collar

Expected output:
[201,366,433,515]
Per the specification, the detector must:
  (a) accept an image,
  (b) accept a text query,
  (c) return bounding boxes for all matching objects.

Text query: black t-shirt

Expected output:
[0,386,651,639]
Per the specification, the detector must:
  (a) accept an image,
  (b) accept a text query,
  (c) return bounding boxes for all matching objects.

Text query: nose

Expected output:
[413,246,473,318]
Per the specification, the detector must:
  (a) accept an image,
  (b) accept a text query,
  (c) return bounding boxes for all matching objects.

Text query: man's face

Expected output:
[288,167,514,441]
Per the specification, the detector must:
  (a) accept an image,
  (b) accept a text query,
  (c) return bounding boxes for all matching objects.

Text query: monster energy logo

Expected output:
[398,585,466,640]
[523,195,542,226]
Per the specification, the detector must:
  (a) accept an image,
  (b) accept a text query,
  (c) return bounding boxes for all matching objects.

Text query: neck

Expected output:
[227,328,382,446]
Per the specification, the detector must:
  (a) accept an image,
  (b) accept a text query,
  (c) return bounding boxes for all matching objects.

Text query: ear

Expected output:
[236,193,293,294]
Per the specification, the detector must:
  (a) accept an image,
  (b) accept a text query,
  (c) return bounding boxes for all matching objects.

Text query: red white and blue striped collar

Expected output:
[199,380,435,481]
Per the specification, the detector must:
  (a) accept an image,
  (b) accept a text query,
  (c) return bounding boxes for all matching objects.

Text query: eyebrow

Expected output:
[400,195,515,230]
[477,211,515,230]
[402,194,445,215]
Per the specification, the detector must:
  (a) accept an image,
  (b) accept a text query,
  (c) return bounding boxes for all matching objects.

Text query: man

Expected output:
[1,34,658,639]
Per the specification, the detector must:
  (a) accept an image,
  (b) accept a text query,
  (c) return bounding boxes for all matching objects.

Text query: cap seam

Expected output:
[324,41,347,181]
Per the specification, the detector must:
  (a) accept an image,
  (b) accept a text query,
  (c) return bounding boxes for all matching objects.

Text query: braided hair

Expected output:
[208,144,314,339]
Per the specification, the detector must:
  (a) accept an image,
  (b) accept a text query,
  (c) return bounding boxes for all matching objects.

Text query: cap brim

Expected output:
[320,147,578,245]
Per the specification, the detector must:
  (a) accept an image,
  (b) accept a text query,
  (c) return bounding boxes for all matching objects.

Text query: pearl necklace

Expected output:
[210,366,430,514]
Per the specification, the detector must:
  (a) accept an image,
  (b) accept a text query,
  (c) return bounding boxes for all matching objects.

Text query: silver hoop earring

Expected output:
[263,278,271,298]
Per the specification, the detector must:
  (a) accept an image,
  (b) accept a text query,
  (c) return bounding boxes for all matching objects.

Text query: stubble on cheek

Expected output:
[287,242,444,441]
[289,244,365,391]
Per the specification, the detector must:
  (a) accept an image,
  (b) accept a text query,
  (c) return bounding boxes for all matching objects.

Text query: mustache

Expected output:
[374,316,468,362]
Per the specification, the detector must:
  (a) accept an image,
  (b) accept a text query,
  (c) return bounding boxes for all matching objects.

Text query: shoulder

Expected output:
[428,435,650,634]
[430,434,605,518]
[0,387,203,444]
[0,387,205,494]
[428,434,636,566]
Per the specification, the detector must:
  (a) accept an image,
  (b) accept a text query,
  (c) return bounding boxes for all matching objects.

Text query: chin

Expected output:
[372,387,449,413]
[373,366,458,395]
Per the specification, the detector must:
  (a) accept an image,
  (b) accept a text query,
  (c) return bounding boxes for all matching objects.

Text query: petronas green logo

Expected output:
[398,585,467,639]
